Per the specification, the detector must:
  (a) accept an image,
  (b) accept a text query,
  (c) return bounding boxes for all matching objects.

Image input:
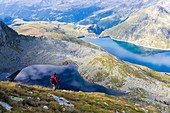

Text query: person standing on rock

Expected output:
[49,73,60,91]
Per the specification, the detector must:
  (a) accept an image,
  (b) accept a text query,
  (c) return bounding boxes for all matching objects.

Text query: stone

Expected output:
[28,107,32,110]
[125,104,130,107]
[17,85,21,89]
[104,102,109,106]
[52,95,74,107]
[27,91,33,94]
[62,108,65,111]
[141,108,148,112]
[37,97,41,101]
[22,108,26,111]
[66,107,72,111]
[27,96,33,99]
[0,101,12,111]
[43,106,48,109]
[135,108,139,111]
[135,104,140,106]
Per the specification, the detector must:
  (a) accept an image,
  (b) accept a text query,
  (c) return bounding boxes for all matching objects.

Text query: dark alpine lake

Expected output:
[10,64,126,96]
[82,37,170,73]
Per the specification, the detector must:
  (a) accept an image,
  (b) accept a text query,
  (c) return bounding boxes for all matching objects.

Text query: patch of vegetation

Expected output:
[132,64,170,84]
[60,60,78,66]
[87,24,104,35]
[92,71,109,82]
[10,45,23,53]
[110,76,126,88]
[121,88,149,106]
[0,81,160,113]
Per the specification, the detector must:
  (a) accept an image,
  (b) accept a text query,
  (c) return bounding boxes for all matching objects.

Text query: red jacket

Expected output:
[51,75,60,83]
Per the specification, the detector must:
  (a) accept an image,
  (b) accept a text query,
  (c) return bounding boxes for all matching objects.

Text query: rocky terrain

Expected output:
[0,20,19,47]
[0,20,170,112]
[101,2,170,49]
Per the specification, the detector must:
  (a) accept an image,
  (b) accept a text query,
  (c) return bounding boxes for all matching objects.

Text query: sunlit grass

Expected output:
[0,81,160,113]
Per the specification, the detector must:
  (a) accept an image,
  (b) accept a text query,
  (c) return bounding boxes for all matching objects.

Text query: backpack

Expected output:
[49,77,55,84]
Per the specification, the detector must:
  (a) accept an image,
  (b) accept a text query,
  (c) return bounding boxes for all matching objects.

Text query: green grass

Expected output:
[0,81,160,113]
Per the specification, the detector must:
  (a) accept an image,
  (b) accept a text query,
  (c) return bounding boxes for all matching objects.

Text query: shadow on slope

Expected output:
[9,64,126,96]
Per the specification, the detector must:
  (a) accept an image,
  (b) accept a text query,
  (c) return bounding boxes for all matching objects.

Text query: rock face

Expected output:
[0,21,170,112]
[0,20,19,46]
[101,4,170,49]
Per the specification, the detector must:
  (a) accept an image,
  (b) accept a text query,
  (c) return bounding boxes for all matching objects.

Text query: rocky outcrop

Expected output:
[0,20,19,46]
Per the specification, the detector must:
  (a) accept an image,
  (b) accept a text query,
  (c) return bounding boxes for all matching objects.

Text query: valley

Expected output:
[0,20,169,112]
[0,0,170,112]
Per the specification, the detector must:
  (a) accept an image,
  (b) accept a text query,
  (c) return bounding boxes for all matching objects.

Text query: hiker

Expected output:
[49,73,60,91]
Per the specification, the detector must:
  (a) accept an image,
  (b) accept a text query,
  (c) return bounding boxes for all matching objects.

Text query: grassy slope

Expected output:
[11,19,97,37]
[131,63,170,84]
[0,81,160,113]
[101,5,170,49]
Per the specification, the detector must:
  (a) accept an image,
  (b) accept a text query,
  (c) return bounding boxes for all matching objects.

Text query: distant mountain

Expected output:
[0,21,170,112]
[0,0,159,29]
[101,4,170,49]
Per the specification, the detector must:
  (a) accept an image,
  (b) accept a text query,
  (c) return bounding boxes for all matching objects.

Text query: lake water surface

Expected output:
[11,64,126,96]
[82,37,170,73]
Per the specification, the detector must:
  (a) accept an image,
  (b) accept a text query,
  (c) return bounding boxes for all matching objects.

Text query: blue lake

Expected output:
[82,37,170,73]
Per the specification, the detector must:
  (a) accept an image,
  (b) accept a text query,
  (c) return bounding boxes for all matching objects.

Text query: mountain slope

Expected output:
[0,81,160,113]
[101,5,170,49]
[0,21,170,112]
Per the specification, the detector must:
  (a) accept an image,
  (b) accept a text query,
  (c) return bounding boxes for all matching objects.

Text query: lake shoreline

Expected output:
[80,36,170,51]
